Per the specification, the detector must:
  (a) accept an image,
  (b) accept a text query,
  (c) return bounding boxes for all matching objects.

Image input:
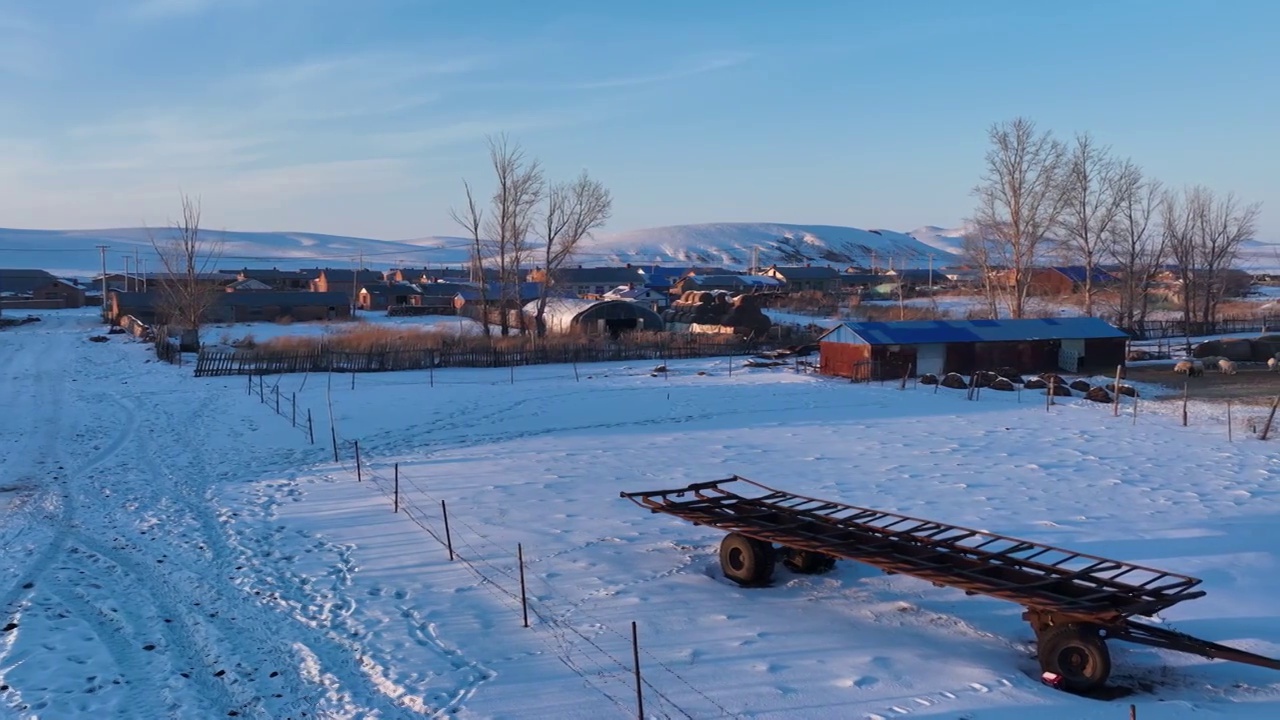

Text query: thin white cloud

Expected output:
[569,51,752,90]
[0,11,53,79]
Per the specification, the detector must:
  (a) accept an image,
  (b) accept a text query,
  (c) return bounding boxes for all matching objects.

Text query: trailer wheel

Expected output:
[783,549,836,575]
[719,533,775,587]
[1037,624,1111,692]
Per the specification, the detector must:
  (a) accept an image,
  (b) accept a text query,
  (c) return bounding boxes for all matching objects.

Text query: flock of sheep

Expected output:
[1173,353,1280,377]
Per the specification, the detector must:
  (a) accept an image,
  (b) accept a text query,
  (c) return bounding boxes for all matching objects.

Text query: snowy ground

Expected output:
[3,309,1280,718]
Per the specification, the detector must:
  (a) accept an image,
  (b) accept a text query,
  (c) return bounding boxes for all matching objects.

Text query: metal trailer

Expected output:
[621,476,1280,693]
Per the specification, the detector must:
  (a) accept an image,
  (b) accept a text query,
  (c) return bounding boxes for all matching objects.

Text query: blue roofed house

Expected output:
[817,317,1130,381]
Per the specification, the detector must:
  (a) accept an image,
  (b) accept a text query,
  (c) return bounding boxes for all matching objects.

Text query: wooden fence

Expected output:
[194,336,808,378]
[1119,316,1280,340]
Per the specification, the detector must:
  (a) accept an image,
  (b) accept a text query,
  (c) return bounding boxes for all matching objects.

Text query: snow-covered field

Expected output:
[3,309,1280,719]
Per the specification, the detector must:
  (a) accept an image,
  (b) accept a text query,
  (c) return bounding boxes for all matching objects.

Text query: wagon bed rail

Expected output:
[621,476,1205,622]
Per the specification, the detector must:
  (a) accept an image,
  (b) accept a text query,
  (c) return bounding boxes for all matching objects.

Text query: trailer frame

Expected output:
[621,476,1280,692]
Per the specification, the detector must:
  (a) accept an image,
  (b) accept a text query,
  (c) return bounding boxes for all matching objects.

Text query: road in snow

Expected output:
[4,310,1280,719]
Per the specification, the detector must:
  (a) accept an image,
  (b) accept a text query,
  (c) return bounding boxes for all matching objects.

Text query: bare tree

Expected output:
[961,230,1002,319]
[449,180,491,337]
[1056,133,1122,316]
[480,135,544,336]
[969,118,1069,318]
[1103,161,1164,331]
[148,193,223,348]
[1164,186,1261,333]
[532,171,613,336]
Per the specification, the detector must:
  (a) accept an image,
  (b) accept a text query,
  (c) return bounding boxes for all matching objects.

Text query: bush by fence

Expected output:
[195,333,813,378]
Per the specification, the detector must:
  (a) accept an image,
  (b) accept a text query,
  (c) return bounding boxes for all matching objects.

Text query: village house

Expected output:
[224,278,274,292]
[107,290,352,325]
[357,283,423,311]
[818,317,1129,381]
[0,269,87,309]
[414,282,472,315]
[221,268,318,291]
[602,284,671,312]
[309,269,384,298]
[1002,266,1118,297]
[672,274,783,295]
[528,266,645,297]
[759,265,842,293]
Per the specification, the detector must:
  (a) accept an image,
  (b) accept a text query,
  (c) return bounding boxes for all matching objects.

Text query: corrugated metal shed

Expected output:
[818,318,1129,346]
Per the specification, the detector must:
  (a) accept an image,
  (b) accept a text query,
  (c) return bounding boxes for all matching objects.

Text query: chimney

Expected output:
[626,262,632,269]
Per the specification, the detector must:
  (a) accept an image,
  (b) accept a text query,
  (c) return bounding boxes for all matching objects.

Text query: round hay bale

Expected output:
[1024,378,1047,390]
[994,367,1024,384]
[918,373,939,385]
[1106,383,1138,397]
[696,292,714,305]
[1127,349,1153,362]
[1069,379,1093,393]
[939,372,968,389]
[989,377,1016,392]
[1218,338,1254,362]
[1084,386,1112,403]
[1191,340,1220,359]
[1048,383,1074,397]
[972,371,999,388]
[1039,372,1066,386]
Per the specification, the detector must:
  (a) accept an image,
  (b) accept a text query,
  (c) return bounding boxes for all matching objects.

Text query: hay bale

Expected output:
[994,368,1024,384]
[989,377,1016,391]
[1218,338,1254,362]
[1083,386,1112,403]
[1039,372,1066,386]
[972,371,999,388]
[1106,383,1138,397]
[918,373,939,385]
[1048,383,1073,397]
[939,372,968,389]
[1024,378,1047,390]
[653,364,668,373]
[1127,349,1153,361]
[1191,340,1220,359]
[1068,379,1092,393]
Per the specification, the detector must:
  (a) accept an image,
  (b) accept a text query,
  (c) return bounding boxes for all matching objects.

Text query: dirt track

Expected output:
[1125,363,1280,405]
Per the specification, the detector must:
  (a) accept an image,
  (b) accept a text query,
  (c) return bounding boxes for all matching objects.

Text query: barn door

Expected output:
[916,344,945,376]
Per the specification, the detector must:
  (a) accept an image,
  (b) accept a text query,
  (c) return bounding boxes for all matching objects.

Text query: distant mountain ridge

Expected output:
[3,221,1274,278]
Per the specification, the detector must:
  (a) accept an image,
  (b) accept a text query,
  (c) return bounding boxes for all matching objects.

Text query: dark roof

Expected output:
[318,269,384,283]
[0,269,59,294]
[552,267,645,284]
[887,269,937,284]
[360,283,422,297]
[821,318,1129,345]
[417,282,473,298]
[768,266,841,281]
[1049,266,1116,284]
[457,282,551,303]
[112,290,350,309]
[224,268,318,281]
[841,273,888,285]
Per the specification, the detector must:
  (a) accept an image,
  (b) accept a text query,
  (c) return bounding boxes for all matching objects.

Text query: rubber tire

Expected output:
[782,549,837,575]
[719,533,775,587]
[1037,624,1112,693]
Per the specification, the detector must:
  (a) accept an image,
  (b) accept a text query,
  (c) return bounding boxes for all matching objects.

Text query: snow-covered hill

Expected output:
[0,227,472,278]
[582,222,960,269]
[907,225,970,257]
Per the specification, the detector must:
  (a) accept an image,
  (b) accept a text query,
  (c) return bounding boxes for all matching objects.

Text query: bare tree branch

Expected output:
[533,170,612,336]
[1056,132,1123,316]
[1103,161,1164,331]
[448,179,491,337]
[968,118,1070,318]
[147,193,223,347]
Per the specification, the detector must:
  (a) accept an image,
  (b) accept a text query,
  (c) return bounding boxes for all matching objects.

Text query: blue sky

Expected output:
[0,0,1276,239]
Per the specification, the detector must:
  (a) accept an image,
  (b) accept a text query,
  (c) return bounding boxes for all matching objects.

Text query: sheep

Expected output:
[1269,357,1278,372]
[1173,360,1204,377]
[1218,358,1238,375]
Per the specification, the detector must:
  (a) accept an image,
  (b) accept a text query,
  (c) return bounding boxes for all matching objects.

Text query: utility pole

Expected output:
[125,256,133,292]
[134,247,141,292]
[928,254,934,290]
[97,245,109,322]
